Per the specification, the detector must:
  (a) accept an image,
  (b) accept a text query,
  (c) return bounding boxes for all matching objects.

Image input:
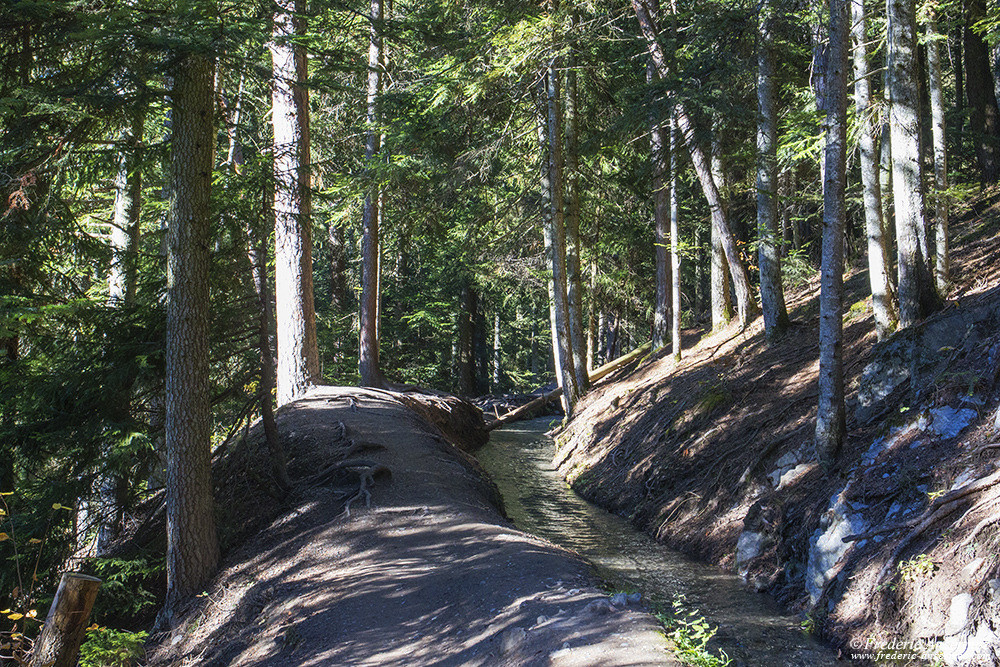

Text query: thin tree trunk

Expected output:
[853,0,897,340]
[272,0,319,405]
[587,246,598,372]
[163,50,219,610]
[109,109,144,306]
[359,0,385,387]
[457,282,476,396]
[888,0,938,328]
[965,0,1000,183]
[564,35,589,394]
[535,101,569,412]
[926,10,950,291]
[649,63,672,351]
[670,116,682,361]
[953,28,964,168]
[710,125,734,330]
[492,311,501,390]
[815,0,849,467]
[757,0,790,342]
[545,48,580,412]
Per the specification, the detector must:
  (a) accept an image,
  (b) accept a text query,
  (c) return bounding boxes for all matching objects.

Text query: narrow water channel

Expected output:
[475,418,840,666]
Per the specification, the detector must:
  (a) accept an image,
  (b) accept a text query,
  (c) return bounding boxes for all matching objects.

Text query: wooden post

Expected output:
[30,572,102,667]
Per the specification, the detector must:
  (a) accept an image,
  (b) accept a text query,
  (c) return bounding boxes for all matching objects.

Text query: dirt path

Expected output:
[149,386,676,666]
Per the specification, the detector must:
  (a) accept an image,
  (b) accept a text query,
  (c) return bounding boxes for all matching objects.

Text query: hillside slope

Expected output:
[554,191,1000,665]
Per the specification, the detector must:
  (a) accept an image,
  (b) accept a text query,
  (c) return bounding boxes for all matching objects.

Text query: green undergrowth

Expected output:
[654,596,731,667]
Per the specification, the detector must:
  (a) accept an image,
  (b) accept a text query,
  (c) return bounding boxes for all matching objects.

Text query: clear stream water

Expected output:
[475,418,840,666]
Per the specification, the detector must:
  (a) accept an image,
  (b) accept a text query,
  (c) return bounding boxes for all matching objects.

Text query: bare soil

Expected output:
[146,386,676,666]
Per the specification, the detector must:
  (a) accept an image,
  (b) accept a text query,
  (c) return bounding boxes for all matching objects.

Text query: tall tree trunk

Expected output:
[163,50,219,611]
[889,0,939,328]
[815,0,849,467]
[649,63,672,351]
[670,116,682,361]
[709,126,734,330]
[926,10,950,291]
[545,45,580,412]
[564,35,589,394]
[587,245,598,372]
[757,1,790,342]
[272,0,319,405]
[953,28,964,169]
[535,101,569,413]
[359,0,385,388]
[853,0,897,340]
[965,0,1000,183]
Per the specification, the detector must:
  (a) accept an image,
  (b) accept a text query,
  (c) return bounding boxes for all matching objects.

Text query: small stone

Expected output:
[584,599,614,616]
[536,616,547,625]
[626,592,641,604]
[609,592,627,607]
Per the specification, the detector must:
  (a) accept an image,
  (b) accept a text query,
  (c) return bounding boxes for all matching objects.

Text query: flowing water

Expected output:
[476,418,840,666]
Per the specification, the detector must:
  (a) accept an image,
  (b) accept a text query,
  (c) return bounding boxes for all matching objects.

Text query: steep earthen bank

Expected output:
[147,386,676,666]
[554,200,1000,664]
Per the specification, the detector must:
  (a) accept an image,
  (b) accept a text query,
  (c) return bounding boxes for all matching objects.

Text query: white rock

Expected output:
[945,593,973,636]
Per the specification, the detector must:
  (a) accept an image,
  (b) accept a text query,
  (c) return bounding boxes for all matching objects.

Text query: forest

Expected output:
[3,0,1000,663]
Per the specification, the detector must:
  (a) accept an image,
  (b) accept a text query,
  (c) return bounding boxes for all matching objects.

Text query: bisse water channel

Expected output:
[475,418,840,666]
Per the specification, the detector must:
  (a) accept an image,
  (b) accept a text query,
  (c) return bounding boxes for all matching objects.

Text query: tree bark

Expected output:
[164,51,219,608]
[925,11,949,291]
[564,35,589,394]
[109,109,144,306]
[545,44,580,412]
[649,63,672,351]
[888,0,938,328]
[965,0,1000,183]
[30,573,101,667]
[815,0,849,467]
[631,0,757,328]
[457,282,476,396]
[359,0,385,388]
[853,0,897,340]
[757,0,790,342]
[670,116,682,361]
[709,125,734,330]
[272,0,319,404]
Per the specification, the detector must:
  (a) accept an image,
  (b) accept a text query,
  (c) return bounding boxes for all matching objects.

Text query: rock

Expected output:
[609,592,627,607]
[855,299,1000,424]
[499,627,527,655]
[626,592,641,604]
[945,593,973,636]
[805,492,868,605]
[926,407,977,439]
[776,463,814,490]
[736,531,767,572]
[584,599,614,616]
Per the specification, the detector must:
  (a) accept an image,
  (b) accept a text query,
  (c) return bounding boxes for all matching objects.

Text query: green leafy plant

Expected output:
[655,596,731,667]
[79,627,147,667]
[898,554,937,582]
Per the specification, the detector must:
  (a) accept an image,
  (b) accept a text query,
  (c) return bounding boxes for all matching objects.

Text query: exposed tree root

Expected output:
[862,466,1000,586]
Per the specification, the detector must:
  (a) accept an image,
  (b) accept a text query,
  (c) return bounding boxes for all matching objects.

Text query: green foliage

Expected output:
[898,554,937,582]
[79,627,148,667]
[781,246,817,289]
[86,556,163,623]
[655,596,731,667]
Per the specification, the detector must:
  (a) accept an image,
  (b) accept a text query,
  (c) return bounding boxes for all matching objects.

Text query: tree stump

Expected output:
[30,572,102,667]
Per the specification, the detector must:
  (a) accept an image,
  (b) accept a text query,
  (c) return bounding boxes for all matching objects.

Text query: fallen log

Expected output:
[485,342,652,431]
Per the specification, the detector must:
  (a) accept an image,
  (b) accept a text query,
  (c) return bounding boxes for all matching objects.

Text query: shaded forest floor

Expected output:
[554,189,1000,664]
[142,386,676,666]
